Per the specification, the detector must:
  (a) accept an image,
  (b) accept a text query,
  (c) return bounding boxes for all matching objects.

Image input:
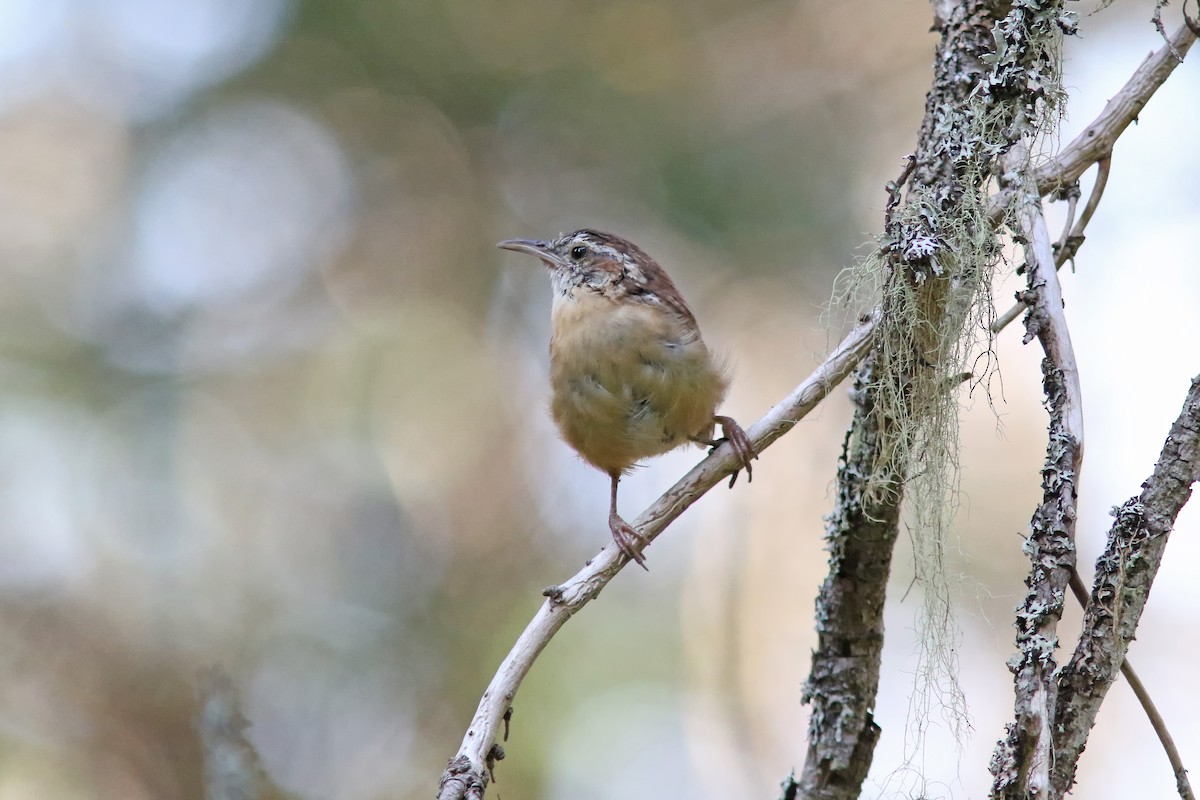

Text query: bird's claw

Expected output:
[713,415,758,488]
[609,513,649,571]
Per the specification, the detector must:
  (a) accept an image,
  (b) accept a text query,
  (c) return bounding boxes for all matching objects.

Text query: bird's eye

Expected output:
[570,245,587,260]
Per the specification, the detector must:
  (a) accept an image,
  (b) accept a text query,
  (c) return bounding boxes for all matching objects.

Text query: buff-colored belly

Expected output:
[548,292,727,473]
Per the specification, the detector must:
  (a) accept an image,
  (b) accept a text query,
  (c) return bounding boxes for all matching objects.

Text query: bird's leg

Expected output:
[607,471,649,570]
[691,415,758,488]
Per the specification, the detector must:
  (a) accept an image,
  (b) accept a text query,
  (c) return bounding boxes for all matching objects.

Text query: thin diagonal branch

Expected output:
[1154,0,1187,63]
[984,21,1196,227]
[989,141,1084,800]
[1034,22,1196,193]
[436,312,877,800]
[1052,182,1081,257]
[1071,154,1112,236]
[1052,375,1200,797]
[1121,664,1197,800]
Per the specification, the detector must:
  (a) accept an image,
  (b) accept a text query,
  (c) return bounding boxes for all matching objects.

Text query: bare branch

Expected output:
[1052,376,1200,796]
[1118,663,1197,800]
[1188,0,1200,35]
[435,313,877,799]
[1034,22,1197,192]
[882,154,917,235]
[1071,154,1112,236]
[1154,0,1187,63]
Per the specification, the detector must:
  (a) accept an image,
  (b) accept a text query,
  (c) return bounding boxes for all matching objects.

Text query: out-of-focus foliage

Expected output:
[0,1,1195,798]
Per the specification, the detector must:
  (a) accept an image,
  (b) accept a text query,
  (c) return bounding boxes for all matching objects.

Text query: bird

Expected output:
[497,229,757,569]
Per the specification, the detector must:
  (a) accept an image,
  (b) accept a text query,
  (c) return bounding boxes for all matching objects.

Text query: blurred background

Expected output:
[0,0,1196,797]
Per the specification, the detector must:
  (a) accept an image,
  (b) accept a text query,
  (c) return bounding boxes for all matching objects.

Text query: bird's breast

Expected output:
[547,291,728,473]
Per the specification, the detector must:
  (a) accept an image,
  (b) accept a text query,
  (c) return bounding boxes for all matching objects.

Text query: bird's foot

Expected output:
[608,512,649,571]
[712,415,758,488]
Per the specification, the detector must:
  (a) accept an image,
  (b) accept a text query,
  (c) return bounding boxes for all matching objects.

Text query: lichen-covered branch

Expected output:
[988,143,1083,800]
[435,314,877,800]
[1051,376,1200,797]
[796,353,900,799]
[198,667,287,800]
[797,2,1069,796]
[1065,569,1196,800]
[986,17,1198,799]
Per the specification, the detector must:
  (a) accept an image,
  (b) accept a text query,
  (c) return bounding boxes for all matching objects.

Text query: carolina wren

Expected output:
[498,229,757,568]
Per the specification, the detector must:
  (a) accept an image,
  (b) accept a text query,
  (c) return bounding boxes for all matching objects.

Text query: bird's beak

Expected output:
[497,238,563,268]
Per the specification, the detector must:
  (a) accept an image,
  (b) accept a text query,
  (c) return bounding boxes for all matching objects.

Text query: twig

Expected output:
[1065,570,1195,800]
[883,154,917,237]
[1155,0,1187,62]
[992,156,1111,334]
[1052,182,1081,261]
[1121,665,1197,800]
[436,312,878,799]
[989,141,1083,800]
[1070,155,1111,239]
[1187,0,1200,35]
[985,20,1193,230]
[1052,376,1200,797]
[1033,22,1196,193]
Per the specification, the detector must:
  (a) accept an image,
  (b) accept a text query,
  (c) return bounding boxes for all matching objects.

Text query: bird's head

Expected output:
[498,229,653,292]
